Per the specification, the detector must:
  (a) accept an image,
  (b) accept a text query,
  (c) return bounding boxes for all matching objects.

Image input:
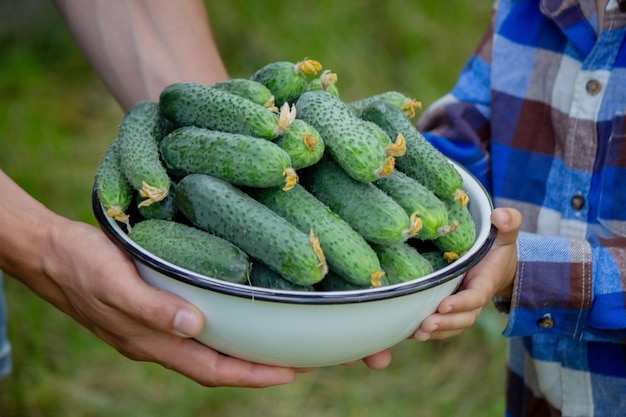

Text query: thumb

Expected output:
[490,207,522,244]
[132,284,205,338]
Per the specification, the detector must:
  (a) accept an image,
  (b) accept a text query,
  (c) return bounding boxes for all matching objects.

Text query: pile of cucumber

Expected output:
[95,58,476,292]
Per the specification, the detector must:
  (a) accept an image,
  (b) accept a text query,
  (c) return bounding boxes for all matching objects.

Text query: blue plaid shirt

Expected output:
[418,0,626,415]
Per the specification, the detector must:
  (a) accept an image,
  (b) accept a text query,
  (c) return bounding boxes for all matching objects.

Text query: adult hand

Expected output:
[36,219,302,387]
[413,207,522,341]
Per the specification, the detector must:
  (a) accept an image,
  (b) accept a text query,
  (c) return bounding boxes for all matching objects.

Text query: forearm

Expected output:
[0,170,66,283]
[52,0,229,111]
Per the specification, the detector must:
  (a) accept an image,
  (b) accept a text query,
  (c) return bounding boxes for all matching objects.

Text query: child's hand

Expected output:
[413,207,522,341]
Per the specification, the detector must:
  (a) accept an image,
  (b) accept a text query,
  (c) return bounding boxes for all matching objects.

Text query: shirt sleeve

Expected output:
[417,18,495,191]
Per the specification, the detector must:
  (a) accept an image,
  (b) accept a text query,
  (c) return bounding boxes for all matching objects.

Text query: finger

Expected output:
[419,309,481,334]
[113,331,297,388]
[361,349,392,370]
[491,208,522,241]
[95,263,205,338]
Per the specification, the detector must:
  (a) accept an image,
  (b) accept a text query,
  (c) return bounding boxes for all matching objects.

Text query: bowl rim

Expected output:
[92,163,496,305]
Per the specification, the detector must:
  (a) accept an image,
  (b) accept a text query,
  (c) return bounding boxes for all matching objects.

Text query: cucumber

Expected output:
[128,219,251,284]
[250,59,322,106]
[159,126,298,190]
[306,69,340,97]
[372,242,434,284]
[212,78,278,113]
[361,120,406,157]
[136,181,177,221]
[361,100,468,206]
[249,262,314,291]
[117,101,171,207]
[274,119,324,170]
[159,82,295,139]
[375,170,453,240]
[420,250,452,270]
[315,270,390,291]
[296,90,394,183]
[434,197,476,258]
[175,174,327,286]
[95,138,133,227]
[349,90,422,119]
[248,183,385,287]
[302,157,421,246]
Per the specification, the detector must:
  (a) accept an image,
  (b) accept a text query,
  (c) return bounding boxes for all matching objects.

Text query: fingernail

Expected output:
[174,308,200,337]
[414,331,431,342]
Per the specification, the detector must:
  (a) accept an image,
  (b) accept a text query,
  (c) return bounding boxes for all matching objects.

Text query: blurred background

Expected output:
[0,1,506,416]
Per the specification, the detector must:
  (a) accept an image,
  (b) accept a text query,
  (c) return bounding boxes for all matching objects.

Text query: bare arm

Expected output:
[52,0,229,111]
[0,1,301,388]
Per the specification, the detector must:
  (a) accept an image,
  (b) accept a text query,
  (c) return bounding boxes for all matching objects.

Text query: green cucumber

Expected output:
[274,119,325,170]
[128,219,251,284]
[159,82,295,140]
[249,262,314,291]
[434,197,476,258]
[296,90,394,183]
[375,170,453,240]
[175,174,327,286]
[159,126,297,190]
[372,242,433,284]
[302,157,421,246]
[136,181,177,221]
[420,250,452,270]
[361,100,468,206]
[95,138,133,227]
[315,270,389,291]
[212,78,278,113]
[349,90,422,119]
[117,101,171,207]
[306,69,340,97]
[361,119,406,157]
[250,59,322,106]
[248,184,385,287]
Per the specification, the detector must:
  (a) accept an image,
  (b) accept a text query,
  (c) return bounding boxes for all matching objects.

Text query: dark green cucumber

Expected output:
[117,101,171,207]
[274,119,325,170]
[136,181,177,221]
[296,90,394,183]
[375,170,453,240]
[249,262,314,292]
[248,183,385,287]
[250,59,322,106]
[434,197,476,258]
[315,270,390,291]
[361,100,468,205]
[420,250,452,270]
[305,70,340,97]
[212,78,278,112]
[159,82,294,140]
[302,157,421,246]
[175,174,327,286]
[159,126,297,189]
[371,242,433,284]
[128,219,251,283]
[349,90,422,119]
[95,138,133,226]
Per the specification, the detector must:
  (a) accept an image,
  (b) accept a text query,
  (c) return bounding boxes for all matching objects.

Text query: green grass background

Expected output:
[0,1,507,416]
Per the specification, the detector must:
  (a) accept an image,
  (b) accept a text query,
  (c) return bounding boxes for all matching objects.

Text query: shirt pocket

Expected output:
[597,111,626,237]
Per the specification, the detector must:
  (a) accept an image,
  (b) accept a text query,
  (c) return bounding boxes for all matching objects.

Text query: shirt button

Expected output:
[585,79,602,95]
[537,314,554,329]
[571,195,585,210]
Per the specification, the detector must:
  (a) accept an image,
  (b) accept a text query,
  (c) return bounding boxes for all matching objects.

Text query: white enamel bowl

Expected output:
[93,161,495,368]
